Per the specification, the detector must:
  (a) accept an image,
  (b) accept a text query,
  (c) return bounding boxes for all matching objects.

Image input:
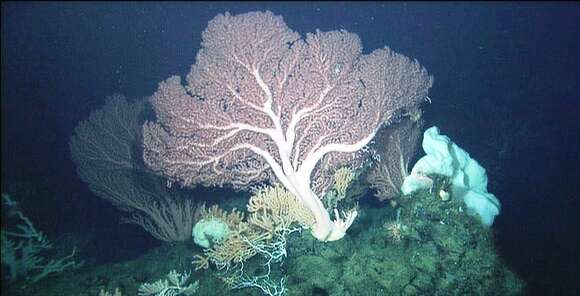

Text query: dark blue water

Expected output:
[2,2,579,295]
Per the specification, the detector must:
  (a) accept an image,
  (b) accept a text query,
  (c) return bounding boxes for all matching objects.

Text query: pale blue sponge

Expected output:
[192,218,230,248]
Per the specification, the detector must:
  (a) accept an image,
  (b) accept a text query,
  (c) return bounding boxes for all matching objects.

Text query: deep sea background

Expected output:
[2,2,579,295]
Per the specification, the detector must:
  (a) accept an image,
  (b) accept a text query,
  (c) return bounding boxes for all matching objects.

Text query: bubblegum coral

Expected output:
[143,11,433,241]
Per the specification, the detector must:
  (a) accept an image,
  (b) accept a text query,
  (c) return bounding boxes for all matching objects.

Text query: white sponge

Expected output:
[402,126,501,226]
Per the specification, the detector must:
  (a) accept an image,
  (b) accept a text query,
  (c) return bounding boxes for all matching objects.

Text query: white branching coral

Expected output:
[138,270,198,296]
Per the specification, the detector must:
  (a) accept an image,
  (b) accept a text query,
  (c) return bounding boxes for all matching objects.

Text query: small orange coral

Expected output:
[384,221,405,243]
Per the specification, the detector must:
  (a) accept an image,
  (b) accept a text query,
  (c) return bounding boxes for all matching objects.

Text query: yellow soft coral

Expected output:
[333,167,355,198]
